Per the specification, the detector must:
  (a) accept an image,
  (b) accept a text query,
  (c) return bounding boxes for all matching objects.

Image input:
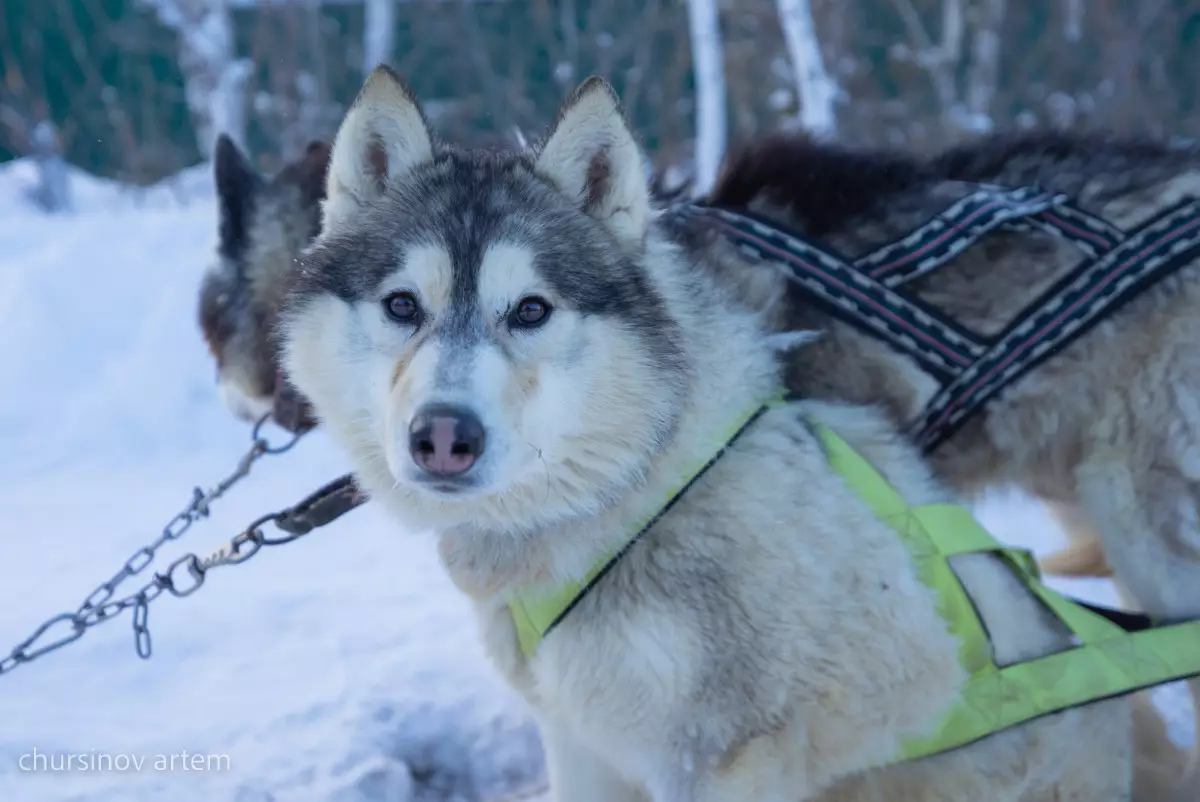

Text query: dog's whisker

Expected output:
[527,442,553,505]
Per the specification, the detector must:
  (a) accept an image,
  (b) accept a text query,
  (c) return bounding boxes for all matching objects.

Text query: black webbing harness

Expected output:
[670,186,1200,452]
[667,186,1200,635]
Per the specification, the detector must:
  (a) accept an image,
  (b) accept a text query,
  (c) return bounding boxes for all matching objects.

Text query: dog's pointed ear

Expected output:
[214,134,262,258]
[534,77,650,245]
[324,65,433,231]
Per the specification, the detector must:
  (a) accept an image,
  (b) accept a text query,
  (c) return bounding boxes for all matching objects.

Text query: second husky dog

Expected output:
[280,67,1135,801]
[197,135,329,430]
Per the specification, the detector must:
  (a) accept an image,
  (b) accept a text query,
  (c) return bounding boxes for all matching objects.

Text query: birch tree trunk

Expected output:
[887,0,965,128]
[936,0,965,114]
[775,0,838,138]
[1063,0,1083,42]
[143,0,249,158]
[965,0,1008,128]
[363,0,398,75]
[684,0,728,195]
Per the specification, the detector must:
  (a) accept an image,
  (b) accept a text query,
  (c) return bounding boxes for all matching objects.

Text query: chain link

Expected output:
[0,413,308,677]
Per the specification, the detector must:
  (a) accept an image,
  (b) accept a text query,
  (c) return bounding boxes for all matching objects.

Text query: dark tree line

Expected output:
[1,0,1197,192]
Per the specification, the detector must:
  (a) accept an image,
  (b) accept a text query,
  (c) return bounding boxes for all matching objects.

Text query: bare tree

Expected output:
[887,0,965,126]
[965,0,1008,131]
[243,3,348,167]
[363,0,398,74]
[685,0,728,194]
[141,0,251,157]
[1063,0,1083,42]
[9,0,1200,188]
[774,0,838,137]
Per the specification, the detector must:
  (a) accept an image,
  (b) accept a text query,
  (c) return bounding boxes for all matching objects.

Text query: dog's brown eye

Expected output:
[511,296,551,329]
[384,292,420,324]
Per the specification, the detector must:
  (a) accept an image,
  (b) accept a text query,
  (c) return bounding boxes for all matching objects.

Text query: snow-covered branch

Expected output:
[775,0,838,138]
[685,0,727,194]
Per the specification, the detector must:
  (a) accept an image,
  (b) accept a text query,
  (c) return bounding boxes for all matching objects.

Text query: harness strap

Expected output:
[1076,601,1156,633]
[273,474,367,535]
[672,187,1200,455]
[859,186,1068,285]
[1002,201,1125,261]
[671,204,987,384]
[505,388,1200,767]
[864,186,1126,286]
[810,418,1200,764]
[914,197,1200,450]
[508,399,774,658]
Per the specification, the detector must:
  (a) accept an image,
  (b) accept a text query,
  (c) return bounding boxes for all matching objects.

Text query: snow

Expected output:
[0,156,1191,802]
[0,159,545,802]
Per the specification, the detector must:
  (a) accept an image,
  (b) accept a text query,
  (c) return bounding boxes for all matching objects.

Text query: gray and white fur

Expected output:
[279,67,1136,802]
[197,135,329,428]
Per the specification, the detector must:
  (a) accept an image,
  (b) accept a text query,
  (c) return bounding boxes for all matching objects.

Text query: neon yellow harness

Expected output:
[509,398,1200,764]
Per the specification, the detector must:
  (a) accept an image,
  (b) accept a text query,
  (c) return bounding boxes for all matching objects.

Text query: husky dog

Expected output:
[197,135,330,431]
[280,66,1140,801]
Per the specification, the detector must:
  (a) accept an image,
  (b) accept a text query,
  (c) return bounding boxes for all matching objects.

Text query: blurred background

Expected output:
[1,3,1199,802]
[3,0,1199,206]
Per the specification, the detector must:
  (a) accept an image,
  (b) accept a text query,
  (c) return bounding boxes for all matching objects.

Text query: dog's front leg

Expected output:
[539,715,648,802]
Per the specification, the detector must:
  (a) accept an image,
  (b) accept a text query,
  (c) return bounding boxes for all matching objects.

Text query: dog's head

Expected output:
[280,68,690,530]
[198,135,330,426]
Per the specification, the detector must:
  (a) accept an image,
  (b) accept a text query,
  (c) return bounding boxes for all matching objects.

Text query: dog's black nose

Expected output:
[408,403,486,476]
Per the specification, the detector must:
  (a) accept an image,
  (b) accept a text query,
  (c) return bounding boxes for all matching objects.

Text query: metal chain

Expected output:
[0,413,308,677]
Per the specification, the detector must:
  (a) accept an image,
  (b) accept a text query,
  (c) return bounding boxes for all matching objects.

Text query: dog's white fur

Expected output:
[281,70,1135,801]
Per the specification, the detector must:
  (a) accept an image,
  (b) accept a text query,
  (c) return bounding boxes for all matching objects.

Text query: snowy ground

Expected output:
[0,158,1191,802]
